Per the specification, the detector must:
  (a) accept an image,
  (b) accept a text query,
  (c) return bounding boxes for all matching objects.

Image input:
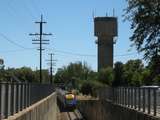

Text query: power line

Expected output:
[28,0,41,17]
[20,0,37,20]
[55,50,96,57]
[4,0,18,19]
[29,15,52,83]
[7,0,36,23]
[0,0,37,37]
[46,48,139,57]
[114,52,138,57]
[0,48,36,53]
[0,33,30,49]
[45,48,96,57]
[0,32,139,58]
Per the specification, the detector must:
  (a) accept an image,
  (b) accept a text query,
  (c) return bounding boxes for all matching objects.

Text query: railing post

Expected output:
[148,88,151,114]
[119,87,121,104]
[138,87,141,111]
[10,83,14,115]
[124,87,127,106]
[142,88,145,112]
[127,88,129,107]
[129,88,131,107]
[134,87,137,109]
[22,83,25,109]
[122,87,124,105]
[30,84,33,105]
[112,87,114,102]
[26,83,28,108]
[114,88,116,103]
[24,83,27,109]
[115,88,117,104]
[153,88,157,116]
[4,83,9,119]
[118,87,120,104]
[15,83,19,113]
[131,87,133,108]
[0,83,1,118]
[28,83,31,106]
[20,83,23,111]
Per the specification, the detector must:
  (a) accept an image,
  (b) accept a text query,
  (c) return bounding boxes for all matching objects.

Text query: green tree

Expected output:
[123,59,144,86]
[141,68,151,85]
[131,72,142,86]
[147,55,160,81]
[153,74,160,85]
[113,62,124,86]
[34,69,50,83]
[54,61,93,89]
[98,67,113,85]
[14,67,35,82]
[124,0,160,60]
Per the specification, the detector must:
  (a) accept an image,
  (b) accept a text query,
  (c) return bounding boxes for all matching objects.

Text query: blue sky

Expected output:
[0,0,143,72]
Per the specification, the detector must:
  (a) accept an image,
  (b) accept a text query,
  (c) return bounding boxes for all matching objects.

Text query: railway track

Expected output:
[67,109,84,120]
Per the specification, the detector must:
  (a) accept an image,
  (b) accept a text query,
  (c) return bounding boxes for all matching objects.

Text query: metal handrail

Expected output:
[0,82,55,119]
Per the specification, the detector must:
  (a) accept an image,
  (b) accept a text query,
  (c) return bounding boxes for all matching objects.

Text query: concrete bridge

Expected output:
[1,83,160,120]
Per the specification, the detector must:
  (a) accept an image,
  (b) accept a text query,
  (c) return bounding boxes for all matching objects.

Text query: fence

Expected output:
[0,82,55,119]
[97,87,159,117]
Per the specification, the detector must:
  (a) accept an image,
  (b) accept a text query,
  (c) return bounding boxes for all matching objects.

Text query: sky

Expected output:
[0,0,143,72]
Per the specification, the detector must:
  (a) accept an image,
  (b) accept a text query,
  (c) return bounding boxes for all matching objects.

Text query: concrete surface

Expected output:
[78,100,160,120]
[4,92,58,120]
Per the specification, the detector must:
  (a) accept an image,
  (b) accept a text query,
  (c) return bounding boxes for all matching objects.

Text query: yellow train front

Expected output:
[64,92,77,109]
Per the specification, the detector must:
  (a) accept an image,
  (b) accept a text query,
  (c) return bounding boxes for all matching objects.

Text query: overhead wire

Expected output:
[4,0,18,19]
[114,52,138,57]
[0,0,140,58]
[45,47,139,58]
[7,0,37,20]
[4,0,36,29]
[28,0,41,17]
[55,50,96,57]
[21,0,37,20]
[0,48,36,53]
[0,33,34,50]
[0,33,139,58]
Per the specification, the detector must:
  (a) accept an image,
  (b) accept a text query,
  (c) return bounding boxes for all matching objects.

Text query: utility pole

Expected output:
[46,53,56,84]
[29,15,52,83]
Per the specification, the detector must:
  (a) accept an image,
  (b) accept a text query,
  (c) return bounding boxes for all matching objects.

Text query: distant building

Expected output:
[94,16,118,71]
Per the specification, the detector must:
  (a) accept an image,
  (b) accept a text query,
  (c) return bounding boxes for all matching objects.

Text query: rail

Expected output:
[0,82,55,119]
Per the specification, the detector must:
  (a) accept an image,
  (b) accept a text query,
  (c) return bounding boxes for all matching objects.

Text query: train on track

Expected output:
[57,89,77,110]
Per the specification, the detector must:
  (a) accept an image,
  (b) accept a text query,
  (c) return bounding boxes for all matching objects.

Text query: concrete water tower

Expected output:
[94,16,118,71]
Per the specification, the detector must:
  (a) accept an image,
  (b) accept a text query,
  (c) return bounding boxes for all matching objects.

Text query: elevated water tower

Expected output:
[94,16,118,71]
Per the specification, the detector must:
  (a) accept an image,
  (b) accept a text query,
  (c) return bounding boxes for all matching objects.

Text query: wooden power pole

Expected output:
[46,53,56,84]
[29,15,52,83]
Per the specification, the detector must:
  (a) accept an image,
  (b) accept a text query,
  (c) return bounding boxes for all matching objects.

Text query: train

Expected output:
[57,89,77,110]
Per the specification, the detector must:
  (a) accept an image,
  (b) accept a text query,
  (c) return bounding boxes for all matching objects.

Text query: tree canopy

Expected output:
[0,67,50,83]
[124,0,160,60]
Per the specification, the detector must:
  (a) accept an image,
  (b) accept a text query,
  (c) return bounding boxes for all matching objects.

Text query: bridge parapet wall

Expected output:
[78,100,160,120]
[5,92,57,120]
